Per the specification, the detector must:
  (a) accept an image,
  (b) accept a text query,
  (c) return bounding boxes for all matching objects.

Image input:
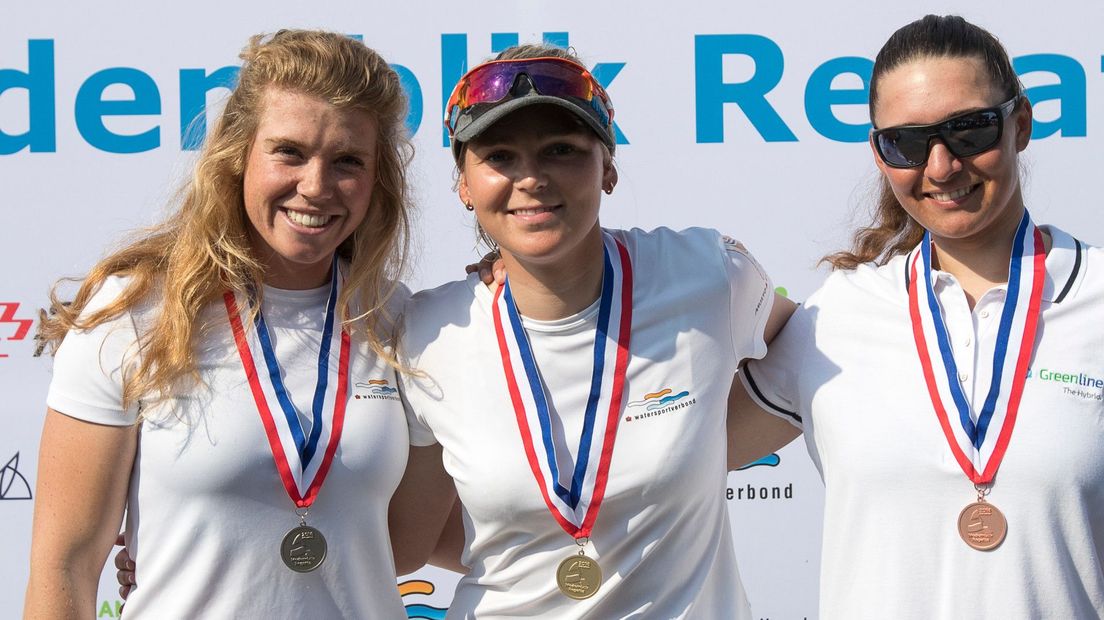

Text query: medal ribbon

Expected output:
[224,260,351,507]
[907,211,1044,484]
[493,232,633,539]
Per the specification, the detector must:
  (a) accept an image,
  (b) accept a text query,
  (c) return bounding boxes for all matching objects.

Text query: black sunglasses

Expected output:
[871,96,1020,169]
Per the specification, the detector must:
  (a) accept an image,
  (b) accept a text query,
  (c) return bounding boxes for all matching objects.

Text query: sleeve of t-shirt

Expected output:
[718,233,775,364]
[394,294,440,448]
[397,372,438,447]
[46,277,142,426]
[739,303,811,430]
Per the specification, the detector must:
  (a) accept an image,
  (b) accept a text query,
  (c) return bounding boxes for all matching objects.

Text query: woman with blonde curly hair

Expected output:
[25,30,414,617]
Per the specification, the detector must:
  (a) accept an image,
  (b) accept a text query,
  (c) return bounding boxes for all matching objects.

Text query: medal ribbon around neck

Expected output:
[223,259,351,507]
[492,232,633,539]
[907,211,1044,484]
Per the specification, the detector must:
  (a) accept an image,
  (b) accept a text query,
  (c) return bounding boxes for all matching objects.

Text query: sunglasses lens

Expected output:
[463,60,593,107]
[942,110,1001,157]
[876,108,1004,168]
[876,129,928,167]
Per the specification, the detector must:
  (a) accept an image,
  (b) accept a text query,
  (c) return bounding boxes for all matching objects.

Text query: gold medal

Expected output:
[958,499,1007,551]
[281,523,328,572]
[557,552,602,600]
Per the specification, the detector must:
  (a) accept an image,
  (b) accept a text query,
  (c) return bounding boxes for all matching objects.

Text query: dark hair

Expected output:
[825,15,1024,269]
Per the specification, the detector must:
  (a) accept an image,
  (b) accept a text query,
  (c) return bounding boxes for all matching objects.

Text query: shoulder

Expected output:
[806,254,908,311]
[1040,224,1101,303]
[605,226,726,252]
[399,275,482,359]
[605,226,741,276]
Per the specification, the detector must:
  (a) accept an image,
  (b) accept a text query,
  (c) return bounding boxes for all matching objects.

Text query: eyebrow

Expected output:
[262,137,375,157]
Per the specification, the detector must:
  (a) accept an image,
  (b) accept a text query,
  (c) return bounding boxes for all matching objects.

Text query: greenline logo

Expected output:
[1027,367,1104,388]
[1027,367,1104,401]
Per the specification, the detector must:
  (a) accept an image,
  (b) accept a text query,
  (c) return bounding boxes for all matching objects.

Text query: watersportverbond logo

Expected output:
[623,387,696,422]
[353,379,401,402]
[1027,367,1104,401]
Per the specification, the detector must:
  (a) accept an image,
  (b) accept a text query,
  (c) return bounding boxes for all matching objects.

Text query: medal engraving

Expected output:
[557,554,602,600]
[958,501,1007,551]
[281,525,328,572]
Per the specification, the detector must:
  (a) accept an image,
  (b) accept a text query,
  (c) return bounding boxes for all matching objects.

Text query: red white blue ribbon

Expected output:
[907,211,1044,484]
[224,260,350,507]
[493,232,633,539]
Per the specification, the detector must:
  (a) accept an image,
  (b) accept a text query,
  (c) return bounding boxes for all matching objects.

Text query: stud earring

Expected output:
[465,202,474,211]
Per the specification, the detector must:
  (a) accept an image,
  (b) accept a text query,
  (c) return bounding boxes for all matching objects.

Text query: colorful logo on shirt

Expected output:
[1026,366,1104,401]
[0,452,32,500]
[399,579,448,619]
[624,387,697,421]
[353,379,401,401]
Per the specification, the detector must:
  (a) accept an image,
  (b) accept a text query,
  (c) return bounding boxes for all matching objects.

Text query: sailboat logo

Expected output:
[1,452,33,500]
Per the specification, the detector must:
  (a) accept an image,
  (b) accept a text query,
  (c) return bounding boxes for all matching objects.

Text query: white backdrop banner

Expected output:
[4,2,1101,617]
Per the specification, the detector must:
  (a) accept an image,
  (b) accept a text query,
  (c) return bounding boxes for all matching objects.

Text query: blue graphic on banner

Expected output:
[0,37,1095,154]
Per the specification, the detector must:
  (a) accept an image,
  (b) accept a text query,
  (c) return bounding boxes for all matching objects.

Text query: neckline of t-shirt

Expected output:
[469,273,602,333]
[261,282,331,306]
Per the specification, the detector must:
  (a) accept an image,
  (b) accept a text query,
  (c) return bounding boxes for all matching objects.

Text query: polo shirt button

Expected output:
[964,337,972,347]
[959,371,969,382]
[979,310,990,319]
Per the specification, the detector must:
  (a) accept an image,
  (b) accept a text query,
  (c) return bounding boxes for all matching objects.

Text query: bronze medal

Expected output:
[958,500,1007,551]
[281,524,328,572]
[557,553,602,600]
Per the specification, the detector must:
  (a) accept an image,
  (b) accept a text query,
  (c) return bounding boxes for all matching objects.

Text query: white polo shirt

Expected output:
[401,227,774,619]
[743,225,1104,618]
[47,276,410,618]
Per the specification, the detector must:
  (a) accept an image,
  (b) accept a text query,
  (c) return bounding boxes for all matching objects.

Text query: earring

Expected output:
[465,202,474,211]
[603,186,614,195]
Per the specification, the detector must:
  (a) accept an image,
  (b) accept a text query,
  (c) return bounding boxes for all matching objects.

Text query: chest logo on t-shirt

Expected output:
[353,379,401,402]
[1026,366,1104,402]
[624,387,697,422]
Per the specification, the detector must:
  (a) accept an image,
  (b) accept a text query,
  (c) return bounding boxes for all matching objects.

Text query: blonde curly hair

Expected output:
[39,29,414,411]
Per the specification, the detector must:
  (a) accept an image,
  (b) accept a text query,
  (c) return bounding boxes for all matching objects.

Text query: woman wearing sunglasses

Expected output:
[740,14,1103,617]
[388,44,797,618]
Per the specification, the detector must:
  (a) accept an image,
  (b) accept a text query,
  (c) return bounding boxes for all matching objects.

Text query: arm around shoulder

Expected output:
[24,408,137,619]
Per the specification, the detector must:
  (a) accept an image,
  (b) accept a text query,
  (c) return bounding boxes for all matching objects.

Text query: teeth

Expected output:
[286,210,332,228]
[512,207,554,216]
[930,186,974,201]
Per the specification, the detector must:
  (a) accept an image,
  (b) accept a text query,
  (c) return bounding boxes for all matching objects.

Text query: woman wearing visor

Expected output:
[389,44,797,618]
[739,15,1104,617]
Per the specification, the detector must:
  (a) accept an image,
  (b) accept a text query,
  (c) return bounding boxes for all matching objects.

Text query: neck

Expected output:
[928,207,1027,309]
[500,231,606,321]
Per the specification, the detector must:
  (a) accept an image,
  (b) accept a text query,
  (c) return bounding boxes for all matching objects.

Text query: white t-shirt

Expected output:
[47,275,410,618]
[743,225,1104,618]
[400,227,774,619]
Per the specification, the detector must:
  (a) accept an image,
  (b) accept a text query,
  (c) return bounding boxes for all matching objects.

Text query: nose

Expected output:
[514,155,548,193]
[923,138,963,182]
[298,159,334,201]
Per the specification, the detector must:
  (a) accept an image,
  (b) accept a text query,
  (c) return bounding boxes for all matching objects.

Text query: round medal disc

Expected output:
[958,501,1007,551]
[556,553,603,600]
[281,524,328,572]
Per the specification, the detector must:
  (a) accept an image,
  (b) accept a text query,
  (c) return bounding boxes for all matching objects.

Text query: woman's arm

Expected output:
[426,498,467,573]
[727,292,801,470]
[388,443,458,576]
[24,408,137,618]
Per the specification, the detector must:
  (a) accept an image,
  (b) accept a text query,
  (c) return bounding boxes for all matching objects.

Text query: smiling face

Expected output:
[458,105,616,270]
[242,87,379,289]
[871,55,1031,250]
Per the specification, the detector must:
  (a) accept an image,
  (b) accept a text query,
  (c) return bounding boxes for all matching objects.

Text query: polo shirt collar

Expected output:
[902,224,1086,304]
